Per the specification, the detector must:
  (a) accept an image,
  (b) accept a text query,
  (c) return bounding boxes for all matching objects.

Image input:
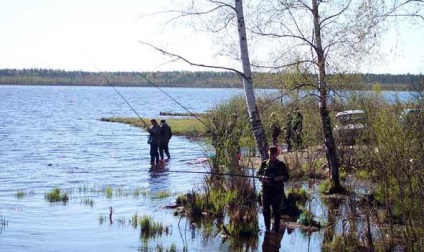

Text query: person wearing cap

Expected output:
[257,146,289,232]
[146,119,160,165]
[159,119,172,161]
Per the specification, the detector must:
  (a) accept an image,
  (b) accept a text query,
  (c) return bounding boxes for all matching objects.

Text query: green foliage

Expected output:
[319,180,333,195]
[286,188,309,206]
[45,188,69,203]
[354,169,373,180]
[319,180,346,195]
[354,92,424,249]
[322,233,363,252]
[297,210,321,228]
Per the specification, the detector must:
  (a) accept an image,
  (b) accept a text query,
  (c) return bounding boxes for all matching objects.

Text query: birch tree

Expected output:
[141,0,270,160]
[248,0,423,191]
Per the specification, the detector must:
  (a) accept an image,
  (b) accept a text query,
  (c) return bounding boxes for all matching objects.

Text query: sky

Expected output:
[0,0,423,74]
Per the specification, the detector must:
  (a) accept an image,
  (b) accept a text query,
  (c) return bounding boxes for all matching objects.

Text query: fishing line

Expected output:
[165,169,261,179]
[101,74,149,128]
[138,74,208,127]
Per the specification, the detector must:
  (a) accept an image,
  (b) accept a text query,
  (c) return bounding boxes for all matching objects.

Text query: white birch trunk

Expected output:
[235,0,269,160]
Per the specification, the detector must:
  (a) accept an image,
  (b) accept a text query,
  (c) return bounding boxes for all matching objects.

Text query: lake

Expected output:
[0,85,413,252]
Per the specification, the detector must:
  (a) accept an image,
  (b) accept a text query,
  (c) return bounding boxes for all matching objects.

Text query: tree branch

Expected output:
[138,41,247,79]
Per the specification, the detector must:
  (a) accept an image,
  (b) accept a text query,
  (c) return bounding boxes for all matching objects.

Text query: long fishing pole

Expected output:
[101,74,150,128]
[166,170,262,179]
[138,74,208,127]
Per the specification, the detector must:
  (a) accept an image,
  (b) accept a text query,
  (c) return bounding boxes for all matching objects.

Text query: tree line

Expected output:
[0,68,422,89]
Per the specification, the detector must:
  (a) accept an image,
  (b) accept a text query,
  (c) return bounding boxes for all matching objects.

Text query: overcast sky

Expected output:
[0,0,422,74]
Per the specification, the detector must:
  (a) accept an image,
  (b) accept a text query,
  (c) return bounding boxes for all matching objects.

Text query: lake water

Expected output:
[0,85,412,252]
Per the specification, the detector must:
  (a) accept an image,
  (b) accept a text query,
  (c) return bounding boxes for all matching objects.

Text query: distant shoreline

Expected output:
[1,68,422,90]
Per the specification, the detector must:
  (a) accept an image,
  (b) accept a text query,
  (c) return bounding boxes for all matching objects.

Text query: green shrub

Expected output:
[45,188,69,203]
[322,233,363,252]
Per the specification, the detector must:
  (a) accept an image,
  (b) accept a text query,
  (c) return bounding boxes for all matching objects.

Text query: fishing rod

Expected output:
[165,169,263,179]
[101,74,150,128]
[138,74,208,127]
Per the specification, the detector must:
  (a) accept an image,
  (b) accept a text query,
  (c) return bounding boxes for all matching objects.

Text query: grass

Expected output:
[81,197,94,207]
[152,190,171,199]
[1,215,7,227]
[139,215,166,239]
[105,186,113,198]
[101,117,207,137]
[45,188,69,203]
[16,190,25,198]
[98,214,107,225]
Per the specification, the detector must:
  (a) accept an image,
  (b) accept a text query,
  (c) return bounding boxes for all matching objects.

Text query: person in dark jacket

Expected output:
[284,113,293,151]
[257,146,289,232]
[146,119,160,165]
[292,108,303,149]
[159,119,172,161]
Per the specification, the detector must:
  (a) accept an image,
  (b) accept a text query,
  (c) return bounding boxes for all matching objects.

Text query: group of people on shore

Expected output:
[270,108,303,151]
[145,119,173,166]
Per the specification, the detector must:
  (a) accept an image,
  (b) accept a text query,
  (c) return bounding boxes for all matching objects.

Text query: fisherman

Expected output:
[257,146,289,232]
[146,119,160,165]
[159,119,172,162]
[292,108,303,149]
[284,113,293,151]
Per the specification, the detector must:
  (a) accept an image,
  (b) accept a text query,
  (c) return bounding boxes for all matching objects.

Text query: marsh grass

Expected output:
[45,188,69,203]
[105,186,113,198]
[133,187,149,197]
[151,190,171,199]
[77,185,149,198]
[101,117,206,137]
[1,215,7,226]
[131,212,139,229]
[98,214,107,225]
[139,215,166,239]
[322,233,363,252]
[81,197,94,207]
[16,190,25,198]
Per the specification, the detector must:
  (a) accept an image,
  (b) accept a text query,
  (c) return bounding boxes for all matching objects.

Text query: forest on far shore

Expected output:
[0,68,422,90]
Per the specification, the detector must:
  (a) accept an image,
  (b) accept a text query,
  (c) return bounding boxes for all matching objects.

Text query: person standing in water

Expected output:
[257,146,289,232]
[146,119,160,165]
[159,119,172,162]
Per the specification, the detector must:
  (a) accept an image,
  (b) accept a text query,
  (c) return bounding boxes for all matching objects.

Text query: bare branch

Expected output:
[319,0,352,27]
[251,60,313,71]
[138,41,246,79]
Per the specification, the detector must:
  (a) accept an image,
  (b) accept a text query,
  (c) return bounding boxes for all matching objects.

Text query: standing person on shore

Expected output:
[146,119,160,165]
[292,108,303,149]
[257,146,290,232]
[284,113,293,151]
[159,119,172,162]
